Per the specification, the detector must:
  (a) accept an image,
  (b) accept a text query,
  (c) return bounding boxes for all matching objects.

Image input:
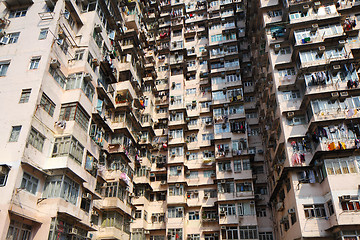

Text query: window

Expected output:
[239,226,258,239]
[135,210,142,218]
[43,175,79,205]
[259,232,273,240]
[290,211,297,225]
[6,220,32,240]
[304,204,326,218]
[0,61,10,76]
[169,146,184,157]
[275,47,291,55]
[40,93,56,116]
[220,204,236,215]
[59,103,90,131]
[218,181,234,193]
[150,236,165,240]
[9,126,22,142]
[27,127,45,151]
[39,28,48,40]
[29,57,41,70]
[341,199,360,211]
[9,9,27,18]
[80,192,91,212]
[325,158,357,175]
[48,218,89,240]
[66,72,95,101]
[52,136,84,164]
[7,32,20,44]
[169,184,184,196]
[327,200,334,215]
[236,182,253,192]
[60,39,69,55]
[256,208,267,217]
[20,172,39,194]
[186,171,198,178]
[49,67,66,88]
[0,165,9,187]
[168,229,182,240]
[221,226,239,240]
[19,89,31,103]
[168,207,184,218]
[218,161,231,171]
[204,189,217,198]
[283,90,301,100]
[188,211,200,220]
[169,166,182,176]
[74,50,85,60]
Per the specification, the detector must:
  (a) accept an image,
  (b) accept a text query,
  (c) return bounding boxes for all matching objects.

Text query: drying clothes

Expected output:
[292,153,302,166]
[328,142,336,151]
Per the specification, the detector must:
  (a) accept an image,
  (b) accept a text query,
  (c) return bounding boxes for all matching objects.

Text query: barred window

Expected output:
[59,103,90,131]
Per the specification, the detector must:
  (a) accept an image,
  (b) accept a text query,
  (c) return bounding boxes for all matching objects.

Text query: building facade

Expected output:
[250,0,360,239]
[0,0,276,239]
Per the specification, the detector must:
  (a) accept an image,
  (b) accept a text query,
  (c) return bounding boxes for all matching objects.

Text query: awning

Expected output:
[8,210,41,224]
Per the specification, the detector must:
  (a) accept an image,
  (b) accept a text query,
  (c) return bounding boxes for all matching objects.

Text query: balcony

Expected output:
[289,10,340,26]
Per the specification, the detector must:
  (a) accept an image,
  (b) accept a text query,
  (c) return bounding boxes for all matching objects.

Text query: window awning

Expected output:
[8,210,41,224]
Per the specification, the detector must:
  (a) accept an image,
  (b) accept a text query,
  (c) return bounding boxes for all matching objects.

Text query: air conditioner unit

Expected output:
[339,40,346,45]
[56,39,64,45]
[175,183,181,188]
[318,46,325,53]
[50,59,61,69]
[274,44,281,50]
[186,151,190,156]
[287,112,295,119]
[204,193,209,198]
[288,208,296,214]
[150,173,155,177]
[171,152,176,157]
[177,166,182,171]
[220,179,226,184]
[311,24,319,29]
[129,192,135,197]
[220,225,226,230]
[333,64,341,70]
[0,165,8,174]
[94,24,102,33]
[69,227,78,235]
[340,195,351,201]
[340,91,348,97]
[331,92,339,98]
[276,202,284,211]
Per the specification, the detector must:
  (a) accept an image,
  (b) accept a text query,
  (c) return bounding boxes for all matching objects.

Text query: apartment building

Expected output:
[0,0,272,239]
[250,0,360,239]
